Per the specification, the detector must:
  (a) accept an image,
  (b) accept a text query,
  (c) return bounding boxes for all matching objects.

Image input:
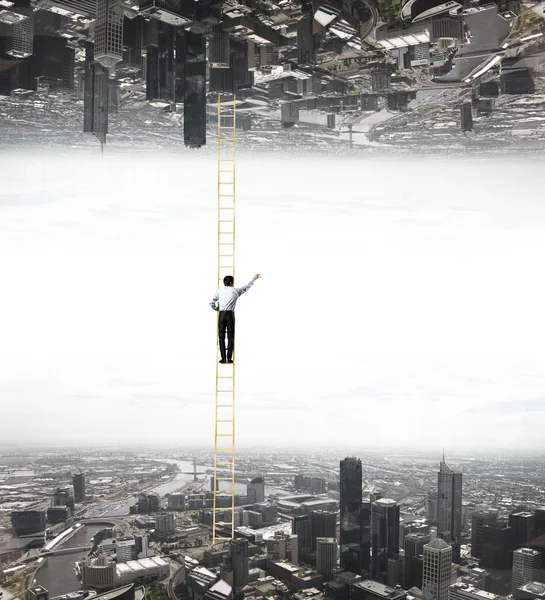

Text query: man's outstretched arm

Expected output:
[235,273,261,296]
[209,290,220,311]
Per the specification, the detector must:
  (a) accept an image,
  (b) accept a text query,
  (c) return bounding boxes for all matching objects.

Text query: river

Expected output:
[35,524,104,597]
[35,460,247,596]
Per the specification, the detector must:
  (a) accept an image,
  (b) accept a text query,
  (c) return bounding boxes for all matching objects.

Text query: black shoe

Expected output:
[219,359,226,363]
[227,360,233,364]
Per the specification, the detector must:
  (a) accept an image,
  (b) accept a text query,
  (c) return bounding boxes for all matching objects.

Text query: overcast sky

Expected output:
[1,152,544,451]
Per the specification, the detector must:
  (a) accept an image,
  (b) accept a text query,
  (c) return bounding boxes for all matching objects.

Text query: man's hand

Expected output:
[254,274,261,280]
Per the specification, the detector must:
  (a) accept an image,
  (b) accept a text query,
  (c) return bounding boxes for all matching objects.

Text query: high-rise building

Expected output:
[317,538,338,582]
[180,31,206,148]
[209,24,230,68]
[267,531,299,565]
[168,494,185,511]
[94,0,124,68]
[481,524,514,571]
[224,537,249,591]
[11,510,46,536]
[5,13,34,58]
[293,515,312,556]
[437,455,462,560]
[361,501,371,575]
[371,498,400,583]
[509,513,535,547]
[53,487,74,508]
[471,511,497,559]
[83,43,109,145]
[311,510,337,552]
[247,477,265,504]
[404,532,431,588]
[422,538,452,600]
[155,513,175,535]
[512,548,541,591]
[340,457,362,574]
[449,583,501,600]
[535,507,545,537]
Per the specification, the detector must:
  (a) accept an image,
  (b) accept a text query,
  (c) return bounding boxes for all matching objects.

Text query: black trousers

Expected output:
[218,311,235,361]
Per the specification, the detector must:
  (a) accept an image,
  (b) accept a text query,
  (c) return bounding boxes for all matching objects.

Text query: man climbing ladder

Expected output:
[210,274,261,363]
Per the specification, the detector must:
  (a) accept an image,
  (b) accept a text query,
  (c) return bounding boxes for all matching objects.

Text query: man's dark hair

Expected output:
[223,275,234,287]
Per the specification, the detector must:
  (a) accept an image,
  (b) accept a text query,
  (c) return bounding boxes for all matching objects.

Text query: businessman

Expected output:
[210,273,261,363]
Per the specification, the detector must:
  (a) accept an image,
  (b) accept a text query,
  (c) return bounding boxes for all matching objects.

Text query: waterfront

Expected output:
[35,524,104,597]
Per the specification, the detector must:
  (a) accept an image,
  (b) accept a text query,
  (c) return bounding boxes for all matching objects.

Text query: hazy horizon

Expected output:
[1,154,545,450]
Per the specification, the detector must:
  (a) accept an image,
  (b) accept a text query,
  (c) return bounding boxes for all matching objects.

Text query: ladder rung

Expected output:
[216,404,233,408]
[217,420,233,423]
[216,447,233,451]
[215,493,233,497]
[216,390,233,393]
[215,462,233,466]
[217,433,233,437]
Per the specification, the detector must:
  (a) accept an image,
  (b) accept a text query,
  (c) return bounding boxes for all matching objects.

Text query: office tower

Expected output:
[225,538,249,590]
[423,538,452,600]
[247,477,265,504]
[361,501,371,575]
[536,507,545,537]
[27,587,49,600]
[293,515,312,556]
[317,538,338,582]
[471,511,497,559]
[437,455,462,560]
[481,524,514,570]
[512,548,541,591]
[146,22,176,102]
[73,473,86,503]
[311,510,337,552]
[371,67,391,92]
[371,498,400,583]
[5,13,34,58]
[30,36,75,91]
[53,487,74,508]
[181,31,206,148]
[340,457,362,574]
[427,491,438,521]
[168,493,185,511]
[509,513,535,547]
[297,16,316,64]
[209,24,229,67]
[11,510,46,536]
[94,0,123,68]
[460,103,473,132]
[267,531,299,565]
[83,43,109,145]
[155,513,175,535]
[404,532,431,588]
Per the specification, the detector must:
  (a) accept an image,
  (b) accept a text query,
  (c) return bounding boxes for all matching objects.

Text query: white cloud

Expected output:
[0,152,544,450]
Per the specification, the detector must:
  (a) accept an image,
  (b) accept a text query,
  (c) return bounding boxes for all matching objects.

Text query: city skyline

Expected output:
[1,154,545,449]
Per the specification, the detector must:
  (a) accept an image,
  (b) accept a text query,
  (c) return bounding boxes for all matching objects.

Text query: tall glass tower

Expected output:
[437,453,462,559]
[371,498,400,582]
[340,457,362,574]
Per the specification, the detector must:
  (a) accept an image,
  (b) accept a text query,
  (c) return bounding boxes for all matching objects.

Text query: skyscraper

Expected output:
[316,538,338,582]
[509,512,535,547]
[311,510,337,551]
[371,498,400,583]
[293,515,312,557]
[437,454,462,559]
[340,457,362,574]
[422,538,452,600]
[361,501,371,575]
[73,473,86,503]
[404,532,431,588]
[512,548,541,591]
[83,50,109,145]
[180,31,206,148]
[247,477,265,504]
[94,0,123,68]
[536,507,545,537]
[471,510,497,559]
[225,538,249,591]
